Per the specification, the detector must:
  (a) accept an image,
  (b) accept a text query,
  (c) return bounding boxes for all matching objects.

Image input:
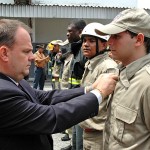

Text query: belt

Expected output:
[84,128,99,133]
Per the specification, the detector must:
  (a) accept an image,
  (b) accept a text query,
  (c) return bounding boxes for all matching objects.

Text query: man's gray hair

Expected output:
[0,19,32,48]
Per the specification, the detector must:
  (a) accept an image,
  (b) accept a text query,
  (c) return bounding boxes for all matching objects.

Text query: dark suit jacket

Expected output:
[0,73,99,150]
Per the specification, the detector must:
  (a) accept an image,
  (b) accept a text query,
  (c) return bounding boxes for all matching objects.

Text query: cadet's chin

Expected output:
[83,54,91,59]
[83,51,89,57]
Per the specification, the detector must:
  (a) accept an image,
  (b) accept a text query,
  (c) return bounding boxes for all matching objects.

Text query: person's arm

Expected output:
[0,73,117,135]
[45,55,50,63]
[35,56,49,63]
[34,53,49,63]
[35,73,118,106]
[0,84,98,134]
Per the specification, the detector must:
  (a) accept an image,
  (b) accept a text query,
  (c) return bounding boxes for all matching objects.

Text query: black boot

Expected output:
[61,130,66,134]
[61,133,70,141]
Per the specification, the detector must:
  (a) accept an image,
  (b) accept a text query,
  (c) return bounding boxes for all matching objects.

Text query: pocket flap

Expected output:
[115,105,137,124]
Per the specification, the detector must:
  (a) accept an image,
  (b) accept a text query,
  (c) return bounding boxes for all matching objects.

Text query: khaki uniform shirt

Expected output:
[60,53,73,89]
[79,53,118,131]
[52,53,61,78]
[104,54,150,150]
[34,51,49,68]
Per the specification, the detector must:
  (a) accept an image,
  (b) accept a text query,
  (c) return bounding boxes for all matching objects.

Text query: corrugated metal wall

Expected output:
[0,4,126,19]
[0,0,138,8]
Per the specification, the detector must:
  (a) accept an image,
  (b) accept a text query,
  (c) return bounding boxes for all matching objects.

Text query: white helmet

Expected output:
[81,22,109,41]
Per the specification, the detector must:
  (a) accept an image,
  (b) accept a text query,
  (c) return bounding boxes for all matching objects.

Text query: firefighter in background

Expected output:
[46,40,63,89]
[33,44,50,90]
[59,39,73,89]
[61,19,87,150]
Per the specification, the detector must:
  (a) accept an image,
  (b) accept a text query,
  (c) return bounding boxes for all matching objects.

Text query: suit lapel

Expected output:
[19,80,38,103]
[0,72,37,103]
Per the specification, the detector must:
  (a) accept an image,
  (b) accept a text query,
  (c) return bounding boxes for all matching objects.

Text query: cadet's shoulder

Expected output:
[145,64,150,75]
[103,56,118,68]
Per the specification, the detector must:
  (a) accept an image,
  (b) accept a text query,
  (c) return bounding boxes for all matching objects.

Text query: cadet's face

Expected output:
[82,36,97,58]
[8,27,34,82]
[108,31,136,66]
[67,24,80,43]
[53,45,60,52]
[82,36,106,59]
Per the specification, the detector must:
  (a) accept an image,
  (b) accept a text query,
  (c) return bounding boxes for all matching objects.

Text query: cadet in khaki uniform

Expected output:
[60,53,73,89]
[59,40,73,90]
[79,23,118,150]
[47,40,63,89]
[95,8,150,150]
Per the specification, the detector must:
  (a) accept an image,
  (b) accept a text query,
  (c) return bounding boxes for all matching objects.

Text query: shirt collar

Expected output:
[119,54,150,81]
[7,76,18,86]
[85,53,108,70]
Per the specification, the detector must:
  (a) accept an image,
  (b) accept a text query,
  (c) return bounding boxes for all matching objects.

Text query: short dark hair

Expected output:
[127,30,150,54]
[144,37,150,53]
[69,19,86,30]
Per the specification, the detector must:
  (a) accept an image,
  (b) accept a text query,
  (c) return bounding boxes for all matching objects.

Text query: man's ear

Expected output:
[135,33,144,46]
[79,29,83,35]
[0,46,9,62]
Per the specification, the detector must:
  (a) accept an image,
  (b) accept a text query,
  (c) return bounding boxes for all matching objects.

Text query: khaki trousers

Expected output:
[83,131,103,150]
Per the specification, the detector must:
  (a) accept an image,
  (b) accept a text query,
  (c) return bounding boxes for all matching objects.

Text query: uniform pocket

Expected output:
[113,104,137,142]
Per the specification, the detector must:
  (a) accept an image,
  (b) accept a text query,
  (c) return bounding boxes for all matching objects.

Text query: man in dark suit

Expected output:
[0,19,118,150]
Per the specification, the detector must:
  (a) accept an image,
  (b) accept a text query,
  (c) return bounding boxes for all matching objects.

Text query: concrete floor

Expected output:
[52,133,71,150]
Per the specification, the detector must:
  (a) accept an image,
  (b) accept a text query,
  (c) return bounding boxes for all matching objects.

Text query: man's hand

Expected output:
[45,56,50,62]
[92,73,118,99]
